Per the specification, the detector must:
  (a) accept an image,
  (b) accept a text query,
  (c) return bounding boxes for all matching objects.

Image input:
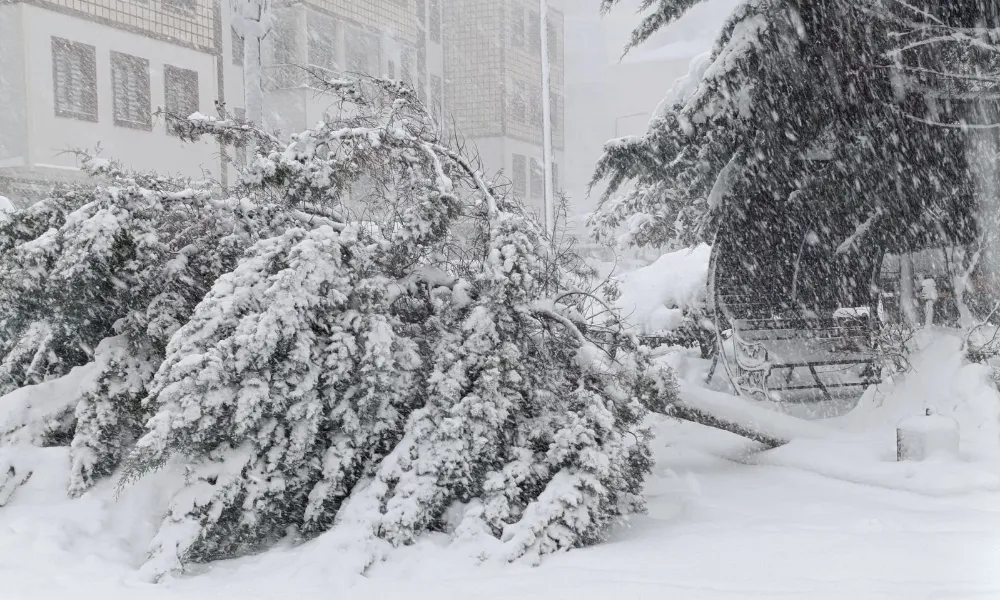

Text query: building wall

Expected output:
[475,136,564,221]
[444,0,564,150]
[19,4,221,172]
[445,0,565,218]
[303,0,418,45]
[260,0,444,134]
[1,0,565,209]
[0,4,29,167]
[20,0,218,52]
[502,0,564,150]
[443,0,504,139]
[0,0,232,204]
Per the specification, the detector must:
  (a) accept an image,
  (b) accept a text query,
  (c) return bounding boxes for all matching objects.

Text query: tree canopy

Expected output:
[592,0,996,258]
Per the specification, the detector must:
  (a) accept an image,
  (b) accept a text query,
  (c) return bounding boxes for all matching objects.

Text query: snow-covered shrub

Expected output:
[0,77,675,579]
[97,78,675,579]
[0,157,287,494]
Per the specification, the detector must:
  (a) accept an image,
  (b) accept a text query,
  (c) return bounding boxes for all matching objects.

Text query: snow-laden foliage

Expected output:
[322,208,670,571]
[0,78,676,580]
[0,159,279,496]
[119,79,675,580]
[592,0,983,256]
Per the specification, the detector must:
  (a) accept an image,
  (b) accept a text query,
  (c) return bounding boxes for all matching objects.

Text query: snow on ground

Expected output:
[3,248,1000,598]
[4,408,1000,599]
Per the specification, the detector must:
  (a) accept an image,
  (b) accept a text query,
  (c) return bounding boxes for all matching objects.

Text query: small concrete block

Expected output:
[897,411,959,461]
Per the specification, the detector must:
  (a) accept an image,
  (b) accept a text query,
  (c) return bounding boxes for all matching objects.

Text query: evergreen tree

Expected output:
[0,77,677,580]
[592,0,981,272]
[0,157,279,493]
[116,78,676,579]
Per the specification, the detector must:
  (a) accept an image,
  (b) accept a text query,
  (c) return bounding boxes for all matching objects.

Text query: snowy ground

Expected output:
[4,408,999,599]
[3,248,1000,599]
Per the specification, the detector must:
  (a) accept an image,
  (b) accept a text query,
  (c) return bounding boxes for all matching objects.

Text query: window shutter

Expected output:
[52,37,97,121]
[512,154,526,198]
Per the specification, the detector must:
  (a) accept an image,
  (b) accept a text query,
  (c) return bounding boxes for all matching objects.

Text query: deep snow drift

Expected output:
[2,247,1000,599]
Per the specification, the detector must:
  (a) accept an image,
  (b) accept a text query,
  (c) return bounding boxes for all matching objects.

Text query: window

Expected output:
[232,27,244,66]
[111,51,151,130]
[416,0,425,26]
[431,74,442,121]
[308,11,337,70]
[510,81,526,122]
[401,49,414,85]
[52,37,97,122]
[547,21,558,61]
[346,26,379,75]
[512,154,526,198]
[233,107,247,166]
[529,85,542,126]
[529,10,540,52]
[273,11,300,65]
[550,92,562,135]
[162,0,196,13]
[417,76,426,106]
[164,65,199,135]
[552,163,559,193]
[511,7,525,48]
[429,0,441,43]
[530,158,543,200]
[387,60,395,79]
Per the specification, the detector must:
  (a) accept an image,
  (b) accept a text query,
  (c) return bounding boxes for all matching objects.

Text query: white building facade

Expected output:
[0,0,564,211]
[0,0,247,206]
[445,0,565,222]
[259,0,446,136]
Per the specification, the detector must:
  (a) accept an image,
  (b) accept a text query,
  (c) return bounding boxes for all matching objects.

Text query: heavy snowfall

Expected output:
[1,0,1000,598]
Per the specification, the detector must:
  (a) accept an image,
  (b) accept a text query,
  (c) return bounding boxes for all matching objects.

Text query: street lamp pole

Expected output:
[540,0,555,233]
[614,112,647,137]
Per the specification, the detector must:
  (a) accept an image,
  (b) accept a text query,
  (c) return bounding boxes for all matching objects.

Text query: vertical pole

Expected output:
[539,0,554,233]
[235,0,269,156]
[900,254,918,327]
[214,0,227,188]
[244,35,263,153]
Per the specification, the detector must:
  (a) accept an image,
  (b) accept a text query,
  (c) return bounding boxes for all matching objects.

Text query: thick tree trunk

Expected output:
[672,405,786,449]
[665,387,830,450]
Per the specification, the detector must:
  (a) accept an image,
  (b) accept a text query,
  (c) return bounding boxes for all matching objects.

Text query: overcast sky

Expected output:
[593,0,741,63]
[560,0,741,219]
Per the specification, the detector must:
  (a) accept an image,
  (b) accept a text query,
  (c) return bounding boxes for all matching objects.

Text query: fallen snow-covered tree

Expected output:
[0,157,290,496]
[0,78,679,580]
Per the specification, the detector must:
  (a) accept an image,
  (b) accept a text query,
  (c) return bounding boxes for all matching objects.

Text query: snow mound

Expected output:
[615,244,711,334]
[0,360,99,445]
[752,330,1000,496]
[839,329,1000,461]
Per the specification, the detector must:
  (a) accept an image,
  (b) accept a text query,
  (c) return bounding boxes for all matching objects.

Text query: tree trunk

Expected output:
[671,405,786,449]
[900,254,918,327]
